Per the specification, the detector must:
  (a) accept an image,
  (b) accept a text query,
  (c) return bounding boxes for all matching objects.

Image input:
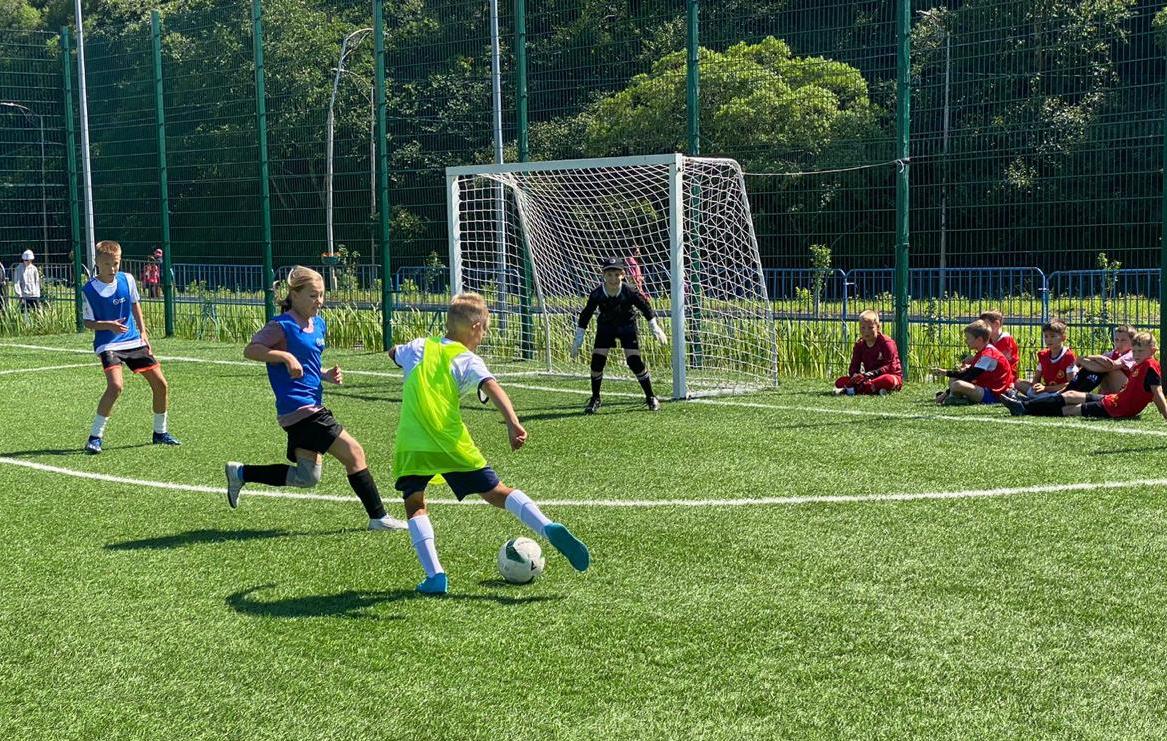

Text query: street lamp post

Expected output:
[1,102,47,262]
[326,28,373,290]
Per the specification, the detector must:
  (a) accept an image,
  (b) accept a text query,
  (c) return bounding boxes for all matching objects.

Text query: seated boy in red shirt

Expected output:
[1067,324,1135,394]
[1001,332,1165,420]
[834,310,902,396]
[1014,319,1075,398]
[933,320,1012,405]
[980,310,1019,384]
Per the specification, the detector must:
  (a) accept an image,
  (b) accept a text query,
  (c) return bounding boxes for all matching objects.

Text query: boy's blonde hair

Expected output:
[1132,331,1157,349]
[964,319,991,342]
[1041,319,1067,337]
[279,265,324,312]
[858,309,881,327]
[96,240,122,257]
[447,292,489,333]
[979,309,1004,324]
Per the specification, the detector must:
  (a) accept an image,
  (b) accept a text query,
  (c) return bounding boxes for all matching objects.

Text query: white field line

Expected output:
[6,342,1167,441]
[2,455,1165,508]
[0,363,93,375]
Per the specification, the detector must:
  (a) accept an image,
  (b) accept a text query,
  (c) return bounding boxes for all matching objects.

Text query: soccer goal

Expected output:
[445,153,776,399]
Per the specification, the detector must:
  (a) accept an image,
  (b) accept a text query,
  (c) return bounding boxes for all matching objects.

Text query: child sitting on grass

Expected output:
[1013,320,1076,398]
[1066,324,1135,394]
[933,320,1012,405]
[833,310,902,396]
[1001,331,1165,421]
[981,310,1020,385]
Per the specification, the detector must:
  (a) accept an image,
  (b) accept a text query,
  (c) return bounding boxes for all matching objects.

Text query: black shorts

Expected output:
[594,323,639,351]
[1080,401,1112,419]
[1067,371,1103,393]
[395,467,501,501]
[282,408,344,462]
[99,346,159,374]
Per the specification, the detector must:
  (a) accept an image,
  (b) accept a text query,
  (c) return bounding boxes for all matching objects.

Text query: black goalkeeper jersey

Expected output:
[577,283,655,329]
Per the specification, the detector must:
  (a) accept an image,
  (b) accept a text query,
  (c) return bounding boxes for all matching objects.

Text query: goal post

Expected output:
[446,153,776,399]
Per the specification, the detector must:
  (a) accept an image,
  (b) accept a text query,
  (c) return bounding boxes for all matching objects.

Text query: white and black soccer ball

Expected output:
[497,537,545,584]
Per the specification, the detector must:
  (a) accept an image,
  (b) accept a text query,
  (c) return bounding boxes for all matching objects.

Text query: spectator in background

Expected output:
[14,249,42,312]
[626,245,648,297]
[142,248,163,299]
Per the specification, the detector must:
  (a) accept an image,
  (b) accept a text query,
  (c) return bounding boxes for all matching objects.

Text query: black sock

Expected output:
[590,353,607,398]
[1024,395,1067,417]
[627,355,655,399]
[242,464,290,487]
[347,468,387,519]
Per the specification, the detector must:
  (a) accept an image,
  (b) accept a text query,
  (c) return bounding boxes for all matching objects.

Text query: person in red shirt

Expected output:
[625,245,648,298]
[1067,324,1135,394]
[981,310,1019,384]
[833,310,902,396]
[933,320,1012,405]
[1001,332,1165,420]
[141,248,162,299]
[1014,320,1075,398]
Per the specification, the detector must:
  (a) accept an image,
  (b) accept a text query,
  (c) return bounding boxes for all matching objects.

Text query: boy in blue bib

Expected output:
[82,240,180,454]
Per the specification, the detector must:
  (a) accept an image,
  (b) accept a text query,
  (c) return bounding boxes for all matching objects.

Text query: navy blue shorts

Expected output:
[395,467,501,501]
[980,389,1000,404]
[1067,371,1103,393]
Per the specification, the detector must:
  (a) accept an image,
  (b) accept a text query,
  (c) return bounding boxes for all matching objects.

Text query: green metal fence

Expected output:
[0,0,1163,381]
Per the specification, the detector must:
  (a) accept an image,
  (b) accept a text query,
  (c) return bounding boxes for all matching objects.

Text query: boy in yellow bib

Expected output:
[389,292,591,594]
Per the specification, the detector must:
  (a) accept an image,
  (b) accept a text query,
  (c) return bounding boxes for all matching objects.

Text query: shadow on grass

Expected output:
[105,527,350,551]
[227,583,563,620]
[326,388,402,404]
[1090,445,1167,456]
[2,443,153,457]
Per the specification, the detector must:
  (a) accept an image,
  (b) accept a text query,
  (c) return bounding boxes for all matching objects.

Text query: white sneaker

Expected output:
[225,462,244,509]
[368,515,408,531]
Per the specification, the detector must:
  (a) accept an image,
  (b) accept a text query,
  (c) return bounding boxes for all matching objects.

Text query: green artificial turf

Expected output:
[1,334,1166,740]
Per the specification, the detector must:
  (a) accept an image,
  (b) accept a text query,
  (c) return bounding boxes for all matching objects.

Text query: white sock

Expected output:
[153,412,168,434]
[407,515,443,577]
[504,489,551,537]
[90,414,108,439]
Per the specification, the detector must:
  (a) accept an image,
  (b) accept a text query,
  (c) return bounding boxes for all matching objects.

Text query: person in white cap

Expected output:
[14,249,42,313]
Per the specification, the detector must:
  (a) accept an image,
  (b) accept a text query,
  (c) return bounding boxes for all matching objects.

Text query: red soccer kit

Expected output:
[1101,358,1162,418]
[847,333,902,378]
[1106,348,1136,377]
[969,344,1012,395]
[1036,347,1077,385]
[991,332,1020,382]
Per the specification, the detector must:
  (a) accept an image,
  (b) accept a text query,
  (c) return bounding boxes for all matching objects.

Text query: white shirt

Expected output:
[392,337,494,396]
[13,263,40,299]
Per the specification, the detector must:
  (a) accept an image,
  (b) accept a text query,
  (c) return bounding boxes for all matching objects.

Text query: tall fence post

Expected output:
[515,0,534,358]
[61,27,84,331]
[894,0,911,375]
[686,0,699,156]
[151,11,175,336]
[251,0,275,321]
[374,0,393,348]
[1161,58,1166,341]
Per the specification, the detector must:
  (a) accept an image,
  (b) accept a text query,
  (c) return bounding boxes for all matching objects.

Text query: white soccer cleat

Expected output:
[225,462,244,509]
[368,515,408,531]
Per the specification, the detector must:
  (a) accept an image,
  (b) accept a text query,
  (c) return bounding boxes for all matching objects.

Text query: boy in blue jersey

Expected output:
[83,240,180,454]
[224,267,406,532]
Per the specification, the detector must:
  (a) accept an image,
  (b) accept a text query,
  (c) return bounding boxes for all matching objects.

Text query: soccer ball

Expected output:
[497,537,545,584]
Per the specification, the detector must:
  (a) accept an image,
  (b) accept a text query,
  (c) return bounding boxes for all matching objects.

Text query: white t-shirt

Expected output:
[82,273,141,320]
[392,337,494,396]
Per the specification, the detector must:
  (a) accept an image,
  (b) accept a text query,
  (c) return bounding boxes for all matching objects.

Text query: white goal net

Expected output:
[445,154,776,398]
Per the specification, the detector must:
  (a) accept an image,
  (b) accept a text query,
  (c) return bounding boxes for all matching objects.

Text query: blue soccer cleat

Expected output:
[545,523,590,572]
[84,436,103,455]
[152,432,182,446]
[416,572,448,596]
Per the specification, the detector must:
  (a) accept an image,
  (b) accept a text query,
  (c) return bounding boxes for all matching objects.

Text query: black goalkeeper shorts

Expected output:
[593,323,639,351]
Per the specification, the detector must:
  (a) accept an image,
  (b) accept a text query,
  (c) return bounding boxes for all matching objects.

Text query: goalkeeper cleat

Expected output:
[416,572,448,596]
[368,515,408,532]
[584,396,602,415]
[646,397,661,412]
[225,462,244,509]
[84,436,103,455]
[545,523,590,572]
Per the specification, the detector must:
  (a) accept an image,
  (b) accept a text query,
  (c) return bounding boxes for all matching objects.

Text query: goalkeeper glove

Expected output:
[570,327,585,359]
[650,318,668,344]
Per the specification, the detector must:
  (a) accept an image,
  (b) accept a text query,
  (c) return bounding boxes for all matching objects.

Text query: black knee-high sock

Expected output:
[626,354,655,399]
[242,464,290,486]
[1024,394,1067,417]
[347,468,387,519]
[590,352,607,398]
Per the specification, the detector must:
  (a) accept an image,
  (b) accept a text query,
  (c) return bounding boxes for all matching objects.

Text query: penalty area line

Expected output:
[2,456,1165,508]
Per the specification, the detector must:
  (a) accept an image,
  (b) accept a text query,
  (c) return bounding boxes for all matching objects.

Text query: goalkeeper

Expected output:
[572,257,667,414]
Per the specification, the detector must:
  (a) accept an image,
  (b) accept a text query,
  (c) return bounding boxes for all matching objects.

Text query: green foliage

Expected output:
[0,0,41,30]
